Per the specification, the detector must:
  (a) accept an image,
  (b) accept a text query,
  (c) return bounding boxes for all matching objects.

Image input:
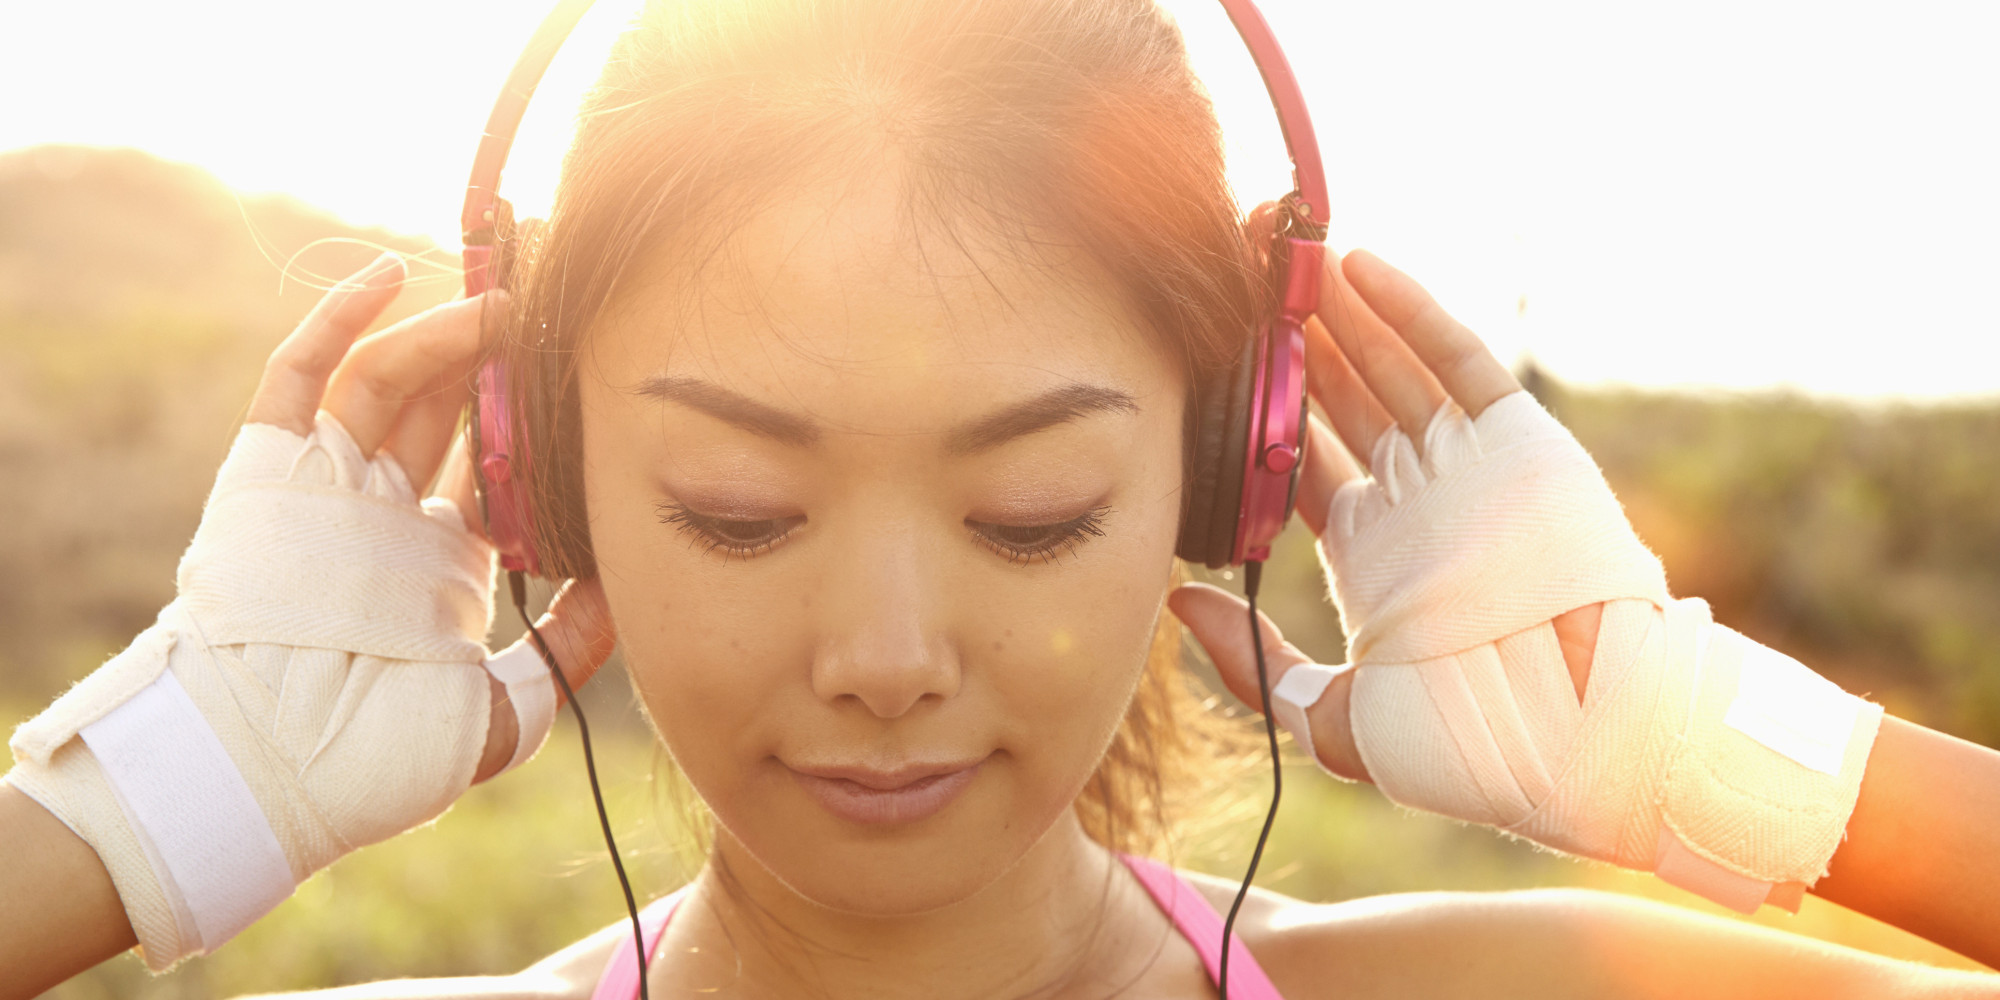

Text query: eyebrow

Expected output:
[942,383,1139,455]
[630,376,1138,454]
[633,375,820,448]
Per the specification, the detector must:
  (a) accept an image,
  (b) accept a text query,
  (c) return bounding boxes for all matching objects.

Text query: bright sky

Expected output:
[5,0,1996,400]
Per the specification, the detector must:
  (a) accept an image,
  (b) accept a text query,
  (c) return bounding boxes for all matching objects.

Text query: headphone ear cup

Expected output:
[469,208,552,577]
[1175,332,1259,569]
[1176,374,1225,566]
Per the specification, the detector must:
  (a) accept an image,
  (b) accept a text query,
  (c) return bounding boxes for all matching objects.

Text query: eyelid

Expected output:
[967,487,1116,527]
[656,486,799,521]
[966,505,1111,566]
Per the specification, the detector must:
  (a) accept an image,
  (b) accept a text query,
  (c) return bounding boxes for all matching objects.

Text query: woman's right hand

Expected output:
[245,252,619,782]
[5,253,619,972]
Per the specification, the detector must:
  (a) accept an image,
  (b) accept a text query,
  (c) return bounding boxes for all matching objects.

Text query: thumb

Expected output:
[474,577,619,783]
[510,576,619,698]
[1167,582,1370,782]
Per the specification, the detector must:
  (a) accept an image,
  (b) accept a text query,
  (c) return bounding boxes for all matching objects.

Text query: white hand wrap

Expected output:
[1279,391,1881,913]
[5,413,557,969]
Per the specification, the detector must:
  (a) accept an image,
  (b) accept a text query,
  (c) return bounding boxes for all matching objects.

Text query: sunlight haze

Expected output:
[4,0,1995,399]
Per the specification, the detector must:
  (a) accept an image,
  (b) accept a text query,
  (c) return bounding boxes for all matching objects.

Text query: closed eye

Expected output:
[967,506,1110,565]
[656,501,804,559]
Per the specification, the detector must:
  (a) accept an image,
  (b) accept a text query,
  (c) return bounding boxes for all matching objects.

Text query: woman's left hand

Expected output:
[1171,248,1886,922]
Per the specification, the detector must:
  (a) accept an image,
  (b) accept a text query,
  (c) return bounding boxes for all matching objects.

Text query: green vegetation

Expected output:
[3,147,1993,996]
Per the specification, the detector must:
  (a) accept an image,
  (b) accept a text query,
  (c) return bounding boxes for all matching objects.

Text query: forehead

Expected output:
[583,169,1180,429]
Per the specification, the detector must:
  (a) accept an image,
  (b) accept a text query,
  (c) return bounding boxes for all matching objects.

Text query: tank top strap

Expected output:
[1118,853,1288,1000]
[588,889,685,1000]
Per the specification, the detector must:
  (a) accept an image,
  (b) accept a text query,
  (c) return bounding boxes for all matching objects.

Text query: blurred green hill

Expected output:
[1552,378,2000,743]
[4,146,1996,996]
[0,145,458,700]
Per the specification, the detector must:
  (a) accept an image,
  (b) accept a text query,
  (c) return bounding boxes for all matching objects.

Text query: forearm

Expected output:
[1812,715,2000,969]
[0,779,135,1000]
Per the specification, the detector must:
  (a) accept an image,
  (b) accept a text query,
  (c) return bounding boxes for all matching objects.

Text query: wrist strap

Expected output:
[1270,662,1347,768]
[79,669,293,951]
[484,642,557,776]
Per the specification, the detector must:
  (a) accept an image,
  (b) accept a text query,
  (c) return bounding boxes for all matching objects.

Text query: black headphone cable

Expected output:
[1217,558,1281,1000]
[510,570,651,1000]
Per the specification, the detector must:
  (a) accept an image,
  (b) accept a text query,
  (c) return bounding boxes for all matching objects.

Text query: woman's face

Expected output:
[578,172,1187,914]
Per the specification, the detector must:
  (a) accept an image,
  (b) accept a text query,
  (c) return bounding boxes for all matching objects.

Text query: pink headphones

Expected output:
[460,0,1328,575]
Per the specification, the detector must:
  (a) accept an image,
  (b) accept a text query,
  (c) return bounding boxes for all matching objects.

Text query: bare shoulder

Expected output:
[1175,869,1588,999]
[519,913,638,992]
[1177,872,2000,1000]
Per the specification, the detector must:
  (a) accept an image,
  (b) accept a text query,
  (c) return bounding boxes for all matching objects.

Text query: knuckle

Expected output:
[266,334,344,381]
[1437,339,1487,380]
[262,341,313,379]
[1408,298,1451,337]
[342,344,410,404]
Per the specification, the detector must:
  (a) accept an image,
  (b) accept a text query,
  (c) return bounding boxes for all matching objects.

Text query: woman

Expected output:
[4,1,1998,997]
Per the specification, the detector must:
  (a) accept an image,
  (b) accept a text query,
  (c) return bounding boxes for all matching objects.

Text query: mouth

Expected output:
[785,755,990,826]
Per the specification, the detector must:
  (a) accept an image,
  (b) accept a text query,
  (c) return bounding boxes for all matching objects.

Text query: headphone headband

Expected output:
[459,0,1328,263]
[463,0,1330,574]
[460,0,594,298]
[1214,0,1328,238]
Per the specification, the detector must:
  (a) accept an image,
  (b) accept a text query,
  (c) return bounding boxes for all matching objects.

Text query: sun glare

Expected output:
[2,0,1994,398]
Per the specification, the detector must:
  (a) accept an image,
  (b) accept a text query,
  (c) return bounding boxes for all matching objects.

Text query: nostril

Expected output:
[811,641,963,718]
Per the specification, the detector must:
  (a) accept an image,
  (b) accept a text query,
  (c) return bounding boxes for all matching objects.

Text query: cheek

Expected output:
[970,486,1182,800]
[578,408,806,788]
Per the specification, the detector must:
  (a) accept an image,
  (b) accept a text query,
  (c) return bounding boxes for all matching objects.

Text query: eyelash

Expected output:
[653,501,1112,565]
[967,506,1111,566]
[654,502,803,560]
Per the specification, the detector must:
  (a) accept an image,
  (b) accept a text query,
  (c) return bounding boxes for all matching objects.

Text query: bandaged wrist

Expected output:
[1308,391,1881,912]
[6,413,504,969]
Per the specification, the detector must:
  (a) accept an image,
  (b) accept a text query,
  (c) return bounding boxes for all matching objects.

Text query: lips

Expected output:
[786,756,988,826]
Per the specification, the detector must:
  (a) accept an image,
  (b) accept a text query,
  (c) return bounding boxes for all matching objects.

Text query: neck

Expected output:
[659,813,1162,999]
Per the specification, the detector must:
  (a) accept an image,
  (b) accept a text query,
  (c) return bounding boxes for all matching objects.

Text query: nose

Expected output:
[811,522,961,718]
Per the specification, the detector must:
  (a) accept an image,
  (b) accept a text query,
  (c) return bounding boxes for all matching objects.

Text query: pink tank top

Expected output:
[589,853,1286,999]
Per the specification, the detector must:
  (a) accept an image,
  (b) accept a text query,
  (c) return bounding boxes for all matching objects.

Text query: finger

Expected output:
[1315,251,1450,445]
[1295,413,1359,538]
[383,292,507,489]
[321,292,496,459]
[247,252,406,435]
[1342,249,1520,418]
[430,432,488,540]
[526,577,619,700]
[1304,312,1395,470]
[474,578,620,783]
[1166,583,1368,781]
[379,372,473,494]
